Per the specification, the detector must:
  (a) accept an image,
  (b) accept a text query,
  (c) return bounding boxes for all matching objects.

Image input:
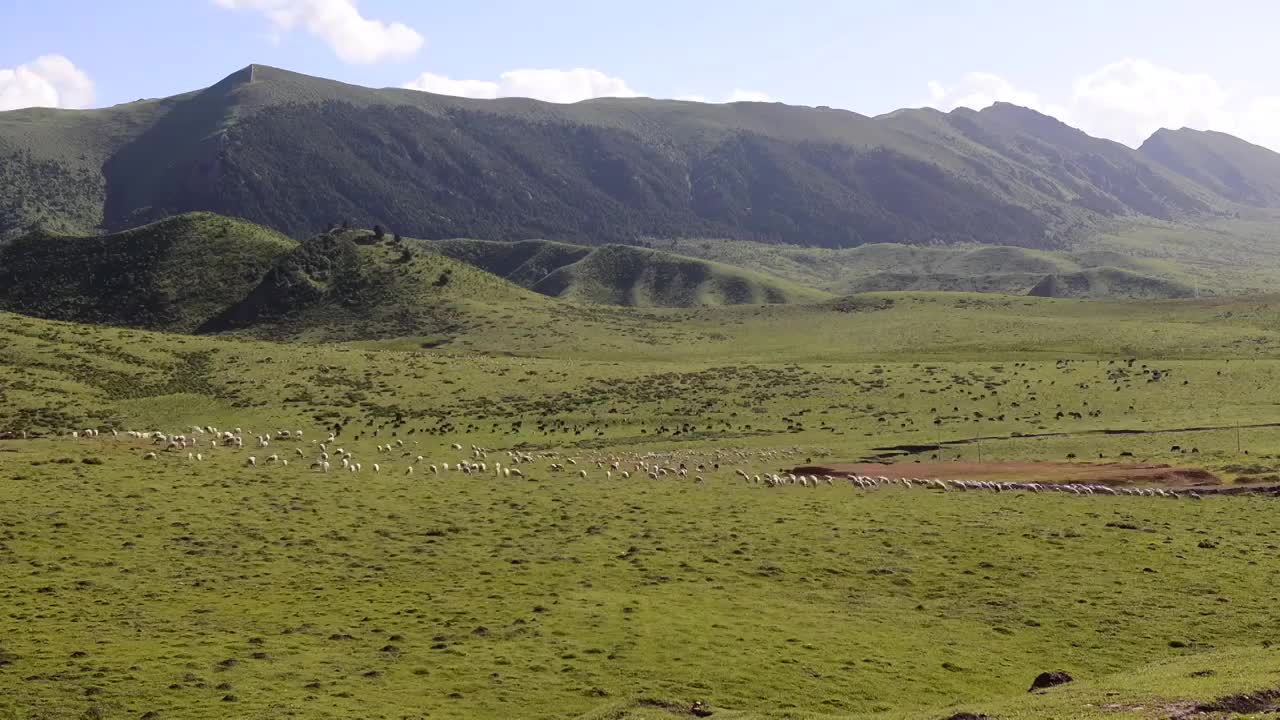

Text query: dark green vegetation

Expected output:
[9,64,1280,250]
[0,212,295,331]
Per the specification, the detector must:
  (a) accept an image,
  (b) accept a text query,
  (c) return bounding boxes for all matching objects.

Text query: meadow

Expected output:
[7,293,1280,718]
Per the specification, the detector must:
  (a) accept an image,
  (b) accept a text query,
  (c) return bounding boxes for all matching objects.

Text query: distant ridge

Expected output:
[6,64,1280,249]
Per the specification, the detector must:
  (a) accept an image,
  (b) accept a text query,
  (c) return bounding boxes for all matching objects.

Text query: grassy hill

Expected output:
[203,228,553,341]
[427,238,830,306]
[423,238,593,288]
[1027,267,1197,299]
[661,238,1215,298]
[8,64,1280,250]
[0,212,295,331]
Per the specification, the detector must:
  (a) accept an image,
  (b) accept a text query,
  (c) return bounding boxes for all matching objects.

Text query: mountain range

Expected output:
[5,64,1280,251]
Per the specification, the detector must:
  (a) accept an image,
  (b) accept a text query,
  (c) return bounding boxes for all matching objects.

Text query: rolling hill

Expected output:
[426,238,830,306]
[661,238,1213,297]
[203,228,552,341]
[6,64,1280,250]
[0,212,295,331]
[0,214,564,339]
[0,209,1232,343]
[1026,267,1197,299]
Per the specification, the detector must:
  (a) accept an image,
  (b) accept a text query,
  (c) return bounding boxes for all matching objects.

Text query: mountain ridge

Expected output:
[4,64,1280,250]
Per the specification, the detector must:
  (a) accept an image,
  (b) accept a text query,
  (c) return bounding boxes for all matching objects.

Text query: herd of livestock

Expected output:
[34,424,1245,500]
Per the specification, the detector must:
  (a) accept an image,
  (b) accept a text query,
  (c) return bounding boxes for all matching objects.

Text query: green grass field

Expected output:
[7,289,1280,718]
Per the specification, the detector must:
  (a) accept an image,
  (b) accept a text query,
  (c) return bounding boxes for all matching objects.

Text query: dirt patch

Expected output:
[1167,687,1280,718]
[794,461,1221,487]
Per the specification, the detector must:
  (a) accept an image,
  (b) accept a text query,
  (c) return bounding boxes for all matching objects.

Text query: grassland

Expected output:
[8,289,1280,718]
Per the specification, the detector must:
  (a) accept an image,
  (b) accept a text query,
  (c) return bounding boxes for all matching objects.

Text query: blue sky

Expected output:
[6,1,1280,148]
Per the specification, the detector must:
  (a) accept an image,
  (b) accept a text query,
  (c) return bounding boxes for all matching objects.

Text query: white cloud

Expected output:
[214,0,423,64]
[924,59,1280,151]
[926,72,1045,115]
[405,68,639,103]
[404,72,499,99]
[726,89,772,103]
[403,69,776,106]
[1069,59,1236,147]
[0,55,94,111]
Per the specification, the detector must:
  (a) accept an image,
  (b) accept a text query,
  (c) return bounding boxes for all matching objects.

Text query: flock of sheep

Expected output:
[44,425,1225,500]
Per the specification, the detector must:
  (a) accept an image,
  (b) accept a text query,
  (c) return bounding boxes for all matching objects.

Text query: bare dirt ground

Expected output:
[794,460,1221,487]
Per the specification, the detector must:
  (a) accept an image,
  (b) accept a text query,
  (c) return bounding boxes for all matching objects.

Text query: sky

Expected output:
[5,0,1280,149]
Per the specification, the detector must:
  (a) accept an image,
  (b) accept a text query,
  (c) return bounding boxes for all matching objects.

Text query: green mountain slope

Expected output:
[1,64,1270,249]
[0,212,295,331]
[203,228,552,340]
[426,238,828,306]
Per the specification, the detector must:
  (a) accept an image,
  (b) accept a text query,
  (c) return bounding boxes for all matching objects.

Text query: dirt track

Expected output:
[793,461,1221,487]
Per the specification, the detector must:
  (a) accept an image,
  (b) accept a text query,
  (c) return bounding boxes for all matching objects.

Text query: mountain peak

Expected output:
[214,64,260,89]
